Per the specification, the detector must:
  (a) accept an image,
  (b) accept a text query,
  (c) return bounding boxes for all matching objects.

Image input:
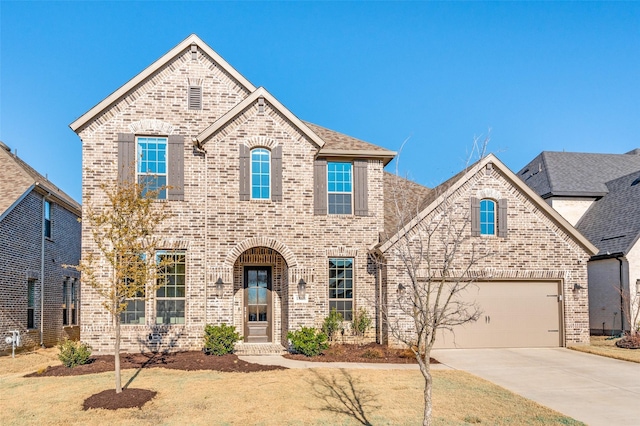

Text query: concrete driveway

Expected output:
[431,348,640,426]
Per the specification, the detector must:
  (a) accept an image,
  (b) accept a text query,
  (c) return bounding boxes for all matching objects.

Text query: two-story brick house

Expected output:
[70,35,594,353]
[0,142,81,352]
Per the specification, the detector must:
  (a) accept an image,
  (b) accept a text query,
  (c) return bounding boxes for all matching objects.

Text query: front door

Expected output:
[244,267,271,342]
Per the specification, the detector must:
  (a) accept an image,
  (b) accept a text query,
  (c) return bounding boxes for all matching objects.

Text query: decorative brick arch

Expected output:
[244,136,278,150]
[224,237,297,268]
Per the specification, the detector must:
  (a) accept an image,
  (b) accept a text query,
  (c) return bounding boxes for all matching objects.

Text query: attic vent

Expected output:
[632,177,640,186]
[190,44,197,60]
[601,235,625,242]
[188,86,202,110]
[258,97,265,114]
[485,163,493,175]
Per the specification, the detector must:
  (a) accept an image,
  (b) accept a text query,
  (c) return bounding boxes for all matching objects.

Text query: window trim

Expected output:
[136,136,168,199]
[62,279,69,326]
[327,161,353,215]
[44,200,51,238]
[250,147,271,200]
[27,280,36,329]
[155,250,186,325]
[328,257,354,321]
[479,198,496,236]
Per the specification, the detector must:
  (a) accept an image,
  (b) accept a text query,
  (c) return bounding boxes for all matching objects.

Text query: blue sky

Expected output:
[1,1,639,202]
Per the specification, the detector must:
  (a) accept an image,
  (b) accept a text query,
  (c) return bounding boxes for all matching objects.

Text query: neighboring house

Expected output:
[69,34,594,353]
[519,150,640,335]
[0,142,81,352]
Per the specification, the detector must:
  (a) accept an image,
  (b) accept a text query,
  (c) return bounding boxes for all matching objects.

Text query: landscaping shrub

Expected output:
[203,323,241,355]
[352,307,372,337]
[57,339,92,368]
[362,348,383,359]
[287,327,329,357]
[322,308,344,341]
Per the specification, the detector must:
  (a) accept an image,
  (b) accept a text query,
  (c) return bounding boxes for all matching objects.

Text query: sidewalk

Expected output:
[238,354,451,370]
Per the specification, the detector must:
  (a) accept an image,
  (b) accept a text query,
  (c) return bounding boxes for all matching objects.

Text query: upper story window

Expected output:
[137,136,167,199]
[328,162,353,214]
[251,148,271,199]
[44,200,51,238]
[480,199,496,235]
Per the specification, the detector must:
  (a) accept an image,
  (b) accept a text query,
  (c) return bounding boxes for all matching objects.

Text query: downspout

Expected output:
[616,256,626,333]
[193,139,208,322]
[40,192,51,347]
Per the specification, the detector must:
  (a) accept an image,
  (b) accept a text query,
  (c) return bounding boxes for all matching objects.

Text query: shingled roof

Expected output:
[383,172,432,238]
[0,142,80,220]
[518,150,640,198]
[576,170,640,256]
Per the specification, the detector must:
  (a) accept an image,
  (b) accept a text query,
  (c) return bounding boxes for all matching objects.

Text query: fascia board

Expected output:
[70,34,256,133]
[33,184,82,217]
[195,87,326,149]
[318,149,397,165]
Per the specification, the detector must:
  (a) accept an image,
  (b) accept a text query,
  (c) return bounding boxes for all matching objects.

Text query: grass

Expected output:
[568,335,640,363]
[0,349,584,426]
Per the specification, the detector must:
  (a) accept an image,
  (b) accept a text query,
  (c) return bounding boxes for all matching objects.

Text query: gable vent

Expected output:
[188,86,202,110]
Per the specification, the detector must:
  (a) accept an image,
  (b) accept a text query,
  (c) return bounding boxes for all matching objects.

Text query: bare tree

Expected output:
[376,136,491,426]
[77,179,172,393]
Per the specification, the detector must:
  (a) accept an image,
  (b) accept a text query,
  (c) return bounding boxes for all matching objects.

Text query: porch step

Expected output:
[234,342,288,356]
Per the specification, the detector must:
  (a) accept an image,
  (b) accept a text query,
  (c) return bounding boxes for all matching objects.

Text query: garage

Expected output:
[434,281,563,349]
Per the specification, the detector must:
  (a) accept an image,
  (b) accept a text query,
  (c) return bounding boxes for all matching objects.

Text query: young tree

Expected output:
[378,138,490,426]
[78,180,172,393]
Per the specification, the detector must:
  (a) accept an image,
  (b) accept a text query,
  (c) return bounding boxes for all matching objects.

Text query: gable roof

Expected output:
[0,142,81,221]
[383,172,432,238]
[70,34,256,133]
[378,154,598,255]
[518,150,640,198]
[576,170,640,256]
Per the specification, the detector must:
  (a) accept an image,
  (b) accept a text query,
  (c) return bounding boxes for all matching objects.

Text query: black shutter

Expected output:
[314,159,327,215]
[117,133,135,184]
[353,160,368,216]
[471,197,480,236]
[168,135,184,201]
[239,145,250,201]
[498,198,508,238]
[271,145,282,202]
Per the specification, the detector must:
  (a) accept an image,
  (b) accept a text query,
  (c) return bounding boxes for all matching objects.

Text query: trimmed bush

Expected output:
[287,327,329,357]
[322,308,343,341]
[203,323,242,355]
[57,339,92,368]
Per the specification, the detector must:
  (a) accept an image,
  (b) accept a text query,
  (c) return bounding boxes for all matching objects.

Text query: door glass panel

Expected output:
[247,268,269,323]
[258,304,267,321]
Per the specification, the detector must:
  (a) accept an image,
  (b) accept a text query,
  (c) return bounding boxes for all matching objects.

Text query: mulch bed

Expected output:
[83,388,157,410]
[25,351,286,378]
[284,342,439,364]
[616,335,640,349]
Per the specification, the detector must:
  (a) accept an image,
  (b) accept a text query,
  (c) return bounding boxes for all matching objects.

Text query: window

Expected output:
[121,291,146,325]
[251,148,271,199]
[44,200,51,238]
[62,279,68,326]
[329,258,353,321]
[156,251,186,324]
[480,199,496,235]
[27,280,35,329]
[70,279,77,325]
[137,136,167,199]
[327,162,352,214]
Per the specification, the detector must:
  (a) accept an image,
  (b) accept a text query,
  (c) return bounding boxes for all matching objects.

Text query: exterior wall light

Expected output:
[298,278,306,299]
[397,283,406,294]
[215,277,224,298]
[573,283,585,291]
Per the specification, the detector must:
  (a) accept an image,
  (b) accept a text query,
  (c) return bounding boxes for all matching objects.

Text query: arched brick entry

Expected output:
[232,247,289,344]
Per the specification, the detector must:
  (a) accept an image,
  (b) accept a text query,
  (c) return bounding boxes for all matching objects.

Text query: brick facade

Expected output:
[0,190,81,352]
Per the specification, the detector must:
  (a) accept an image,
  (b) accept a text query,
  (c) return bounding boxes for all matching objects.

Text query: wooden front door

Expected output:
[244,266,272,342]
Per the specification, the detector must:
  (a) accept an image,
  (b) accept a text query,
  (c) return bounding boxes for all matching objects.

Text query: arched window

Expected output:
[480,199,496,235]
[251,148,271,199]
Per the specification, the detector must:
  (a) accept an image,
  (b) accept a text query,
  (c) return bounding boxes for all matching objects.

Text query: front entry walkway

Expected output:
[234,342,287,356]
[431,347,640,426]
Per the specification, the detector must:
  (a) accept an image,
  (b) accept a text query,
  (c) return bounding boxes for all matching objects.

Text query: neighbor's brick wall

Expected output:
[77,46,384,353]
[0,191,81,353]
[382,163,592,347]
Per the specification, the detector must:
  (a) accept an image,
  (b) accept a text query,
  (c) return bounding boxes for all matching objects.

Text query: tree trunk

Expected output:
[115,318,122,393]
[417,349,433,426]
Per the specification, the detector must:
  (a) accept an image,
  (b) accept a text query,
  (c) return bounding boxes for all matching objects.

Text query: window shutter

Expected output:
[239,144,250,201]
[168,135,184,201]
[353,159,368,216]
[117,133,135,184]
[271,145,282,202]
[314,159,327,215]
[498,198,508,238]
[471,197,480,236]
[188,86,202,110]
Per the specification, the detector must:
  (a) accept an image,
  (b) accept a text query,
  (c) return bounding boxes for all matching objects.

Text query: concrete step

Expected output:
[234,342,288,356]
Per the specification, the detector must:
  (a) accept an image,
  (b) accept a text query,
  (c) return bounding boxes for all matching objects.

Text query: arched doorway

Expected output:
[233,247,288,343]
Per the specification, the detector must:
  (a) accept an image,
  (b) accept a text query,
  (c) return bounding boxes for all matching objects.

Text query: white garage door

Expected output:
[434,281,562,349]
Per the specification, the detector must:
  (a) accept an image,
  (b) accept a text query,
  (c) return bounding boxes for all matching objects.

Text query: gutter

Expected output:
[40,192,51,347]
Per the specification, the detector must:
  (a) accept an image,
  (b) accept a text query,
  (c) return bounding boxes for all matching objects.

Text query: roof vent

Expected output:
[632,177,640,186]
[190,43,197,61]
[0,141,10,152]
